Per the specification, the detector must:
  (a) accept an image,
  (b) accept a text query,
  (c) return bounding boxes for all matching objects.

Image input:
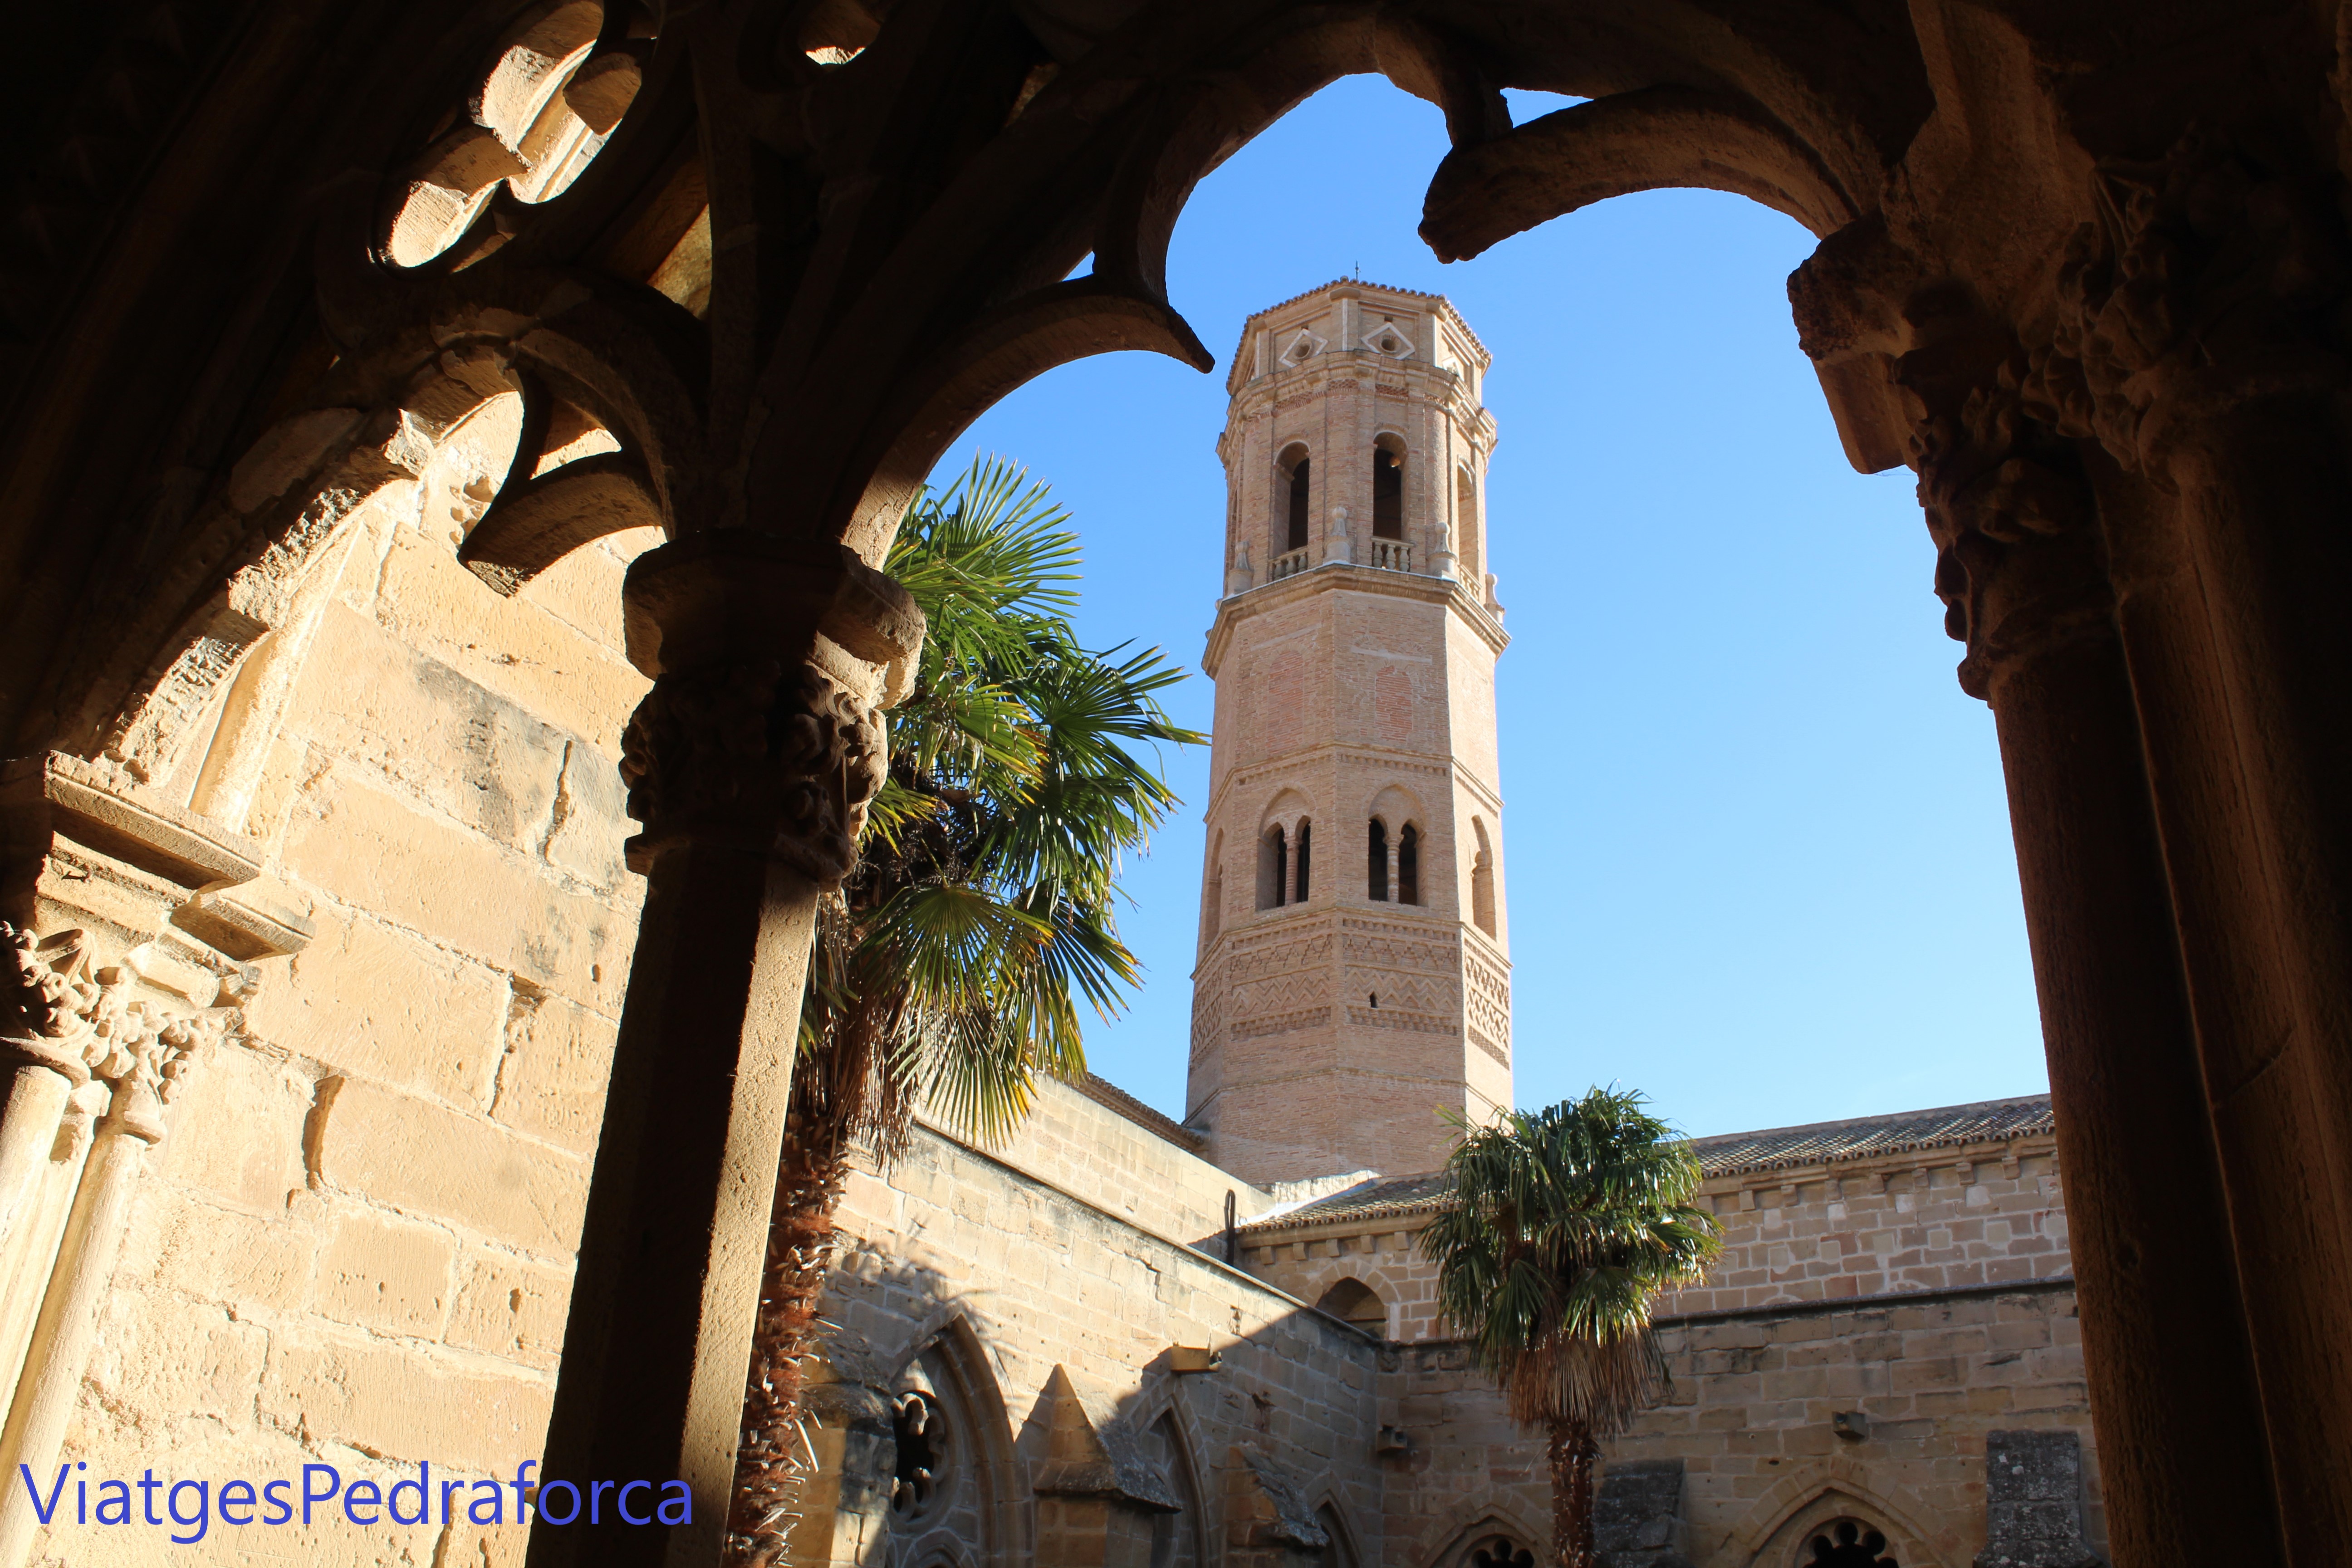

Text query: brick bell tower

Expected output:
[1186,280,1513,1186]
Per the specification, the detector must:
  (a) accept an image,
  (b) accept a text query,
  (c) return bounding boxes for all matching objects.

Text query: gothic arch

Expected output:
[1468,816,1498,938]
[1312,1491,1371,1568]
[1259,788,1313,839]
[82,293,687,781]
[1370,431,1407,542]
[1725,1463,1952,1568]
[1129,1385,1213,1568]
[881,1310,1025,1568]
[1276,441,1314,557]
[1416,1503,1550,1568]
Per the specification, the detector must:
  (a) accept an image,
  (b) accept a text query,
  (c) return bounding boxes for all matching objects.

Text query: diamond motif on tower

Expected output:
[1279,328,1327,367]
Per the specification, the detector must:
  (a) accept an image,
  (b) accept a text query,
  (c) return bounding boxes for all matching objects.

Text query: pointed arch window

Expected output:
[1455,466,1481,582]
[1397,823,1420,906]
[1367,819,1388,902]
[1204,831,1225,942]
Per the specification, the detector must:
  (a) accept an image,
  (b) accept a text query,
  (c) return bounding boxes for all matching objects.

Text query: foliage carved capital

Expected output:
[619,661,889,885]
[1,921,247,1142]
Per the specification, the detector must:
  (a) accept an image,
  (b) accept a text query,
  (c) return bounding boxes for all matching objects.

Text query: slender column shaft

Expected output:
[2108,418,2352,1563]
[0,1061,74,1256]
[1981,621,2280,1565]
[0,1116,152,1568]
[533,533,916,1568]
[534,848,818,1567]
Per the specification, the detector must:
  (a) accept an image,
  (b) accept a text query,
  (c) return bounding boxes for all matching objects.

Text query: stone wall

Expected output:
[808,1095,1391,1568]
[1382,1285,2101,1568]
[1664,1148,2073,1317]
[1229,1120,2097,1568]
[13,406,663,1566]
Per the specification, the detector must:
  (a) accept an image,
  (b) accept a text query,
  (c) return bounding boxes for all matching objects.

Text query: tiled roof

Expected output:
[1235,1095,2057,1233]
[1237,1172,1451,1233]
[1691,1095,2054,1177]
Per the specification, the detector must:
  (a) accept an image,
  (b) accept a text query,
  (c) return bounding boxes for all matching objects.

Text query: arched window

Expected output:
[1284,451,1312,552]
[1259,826,1289,910]
[1204,831,1224,942]
[1372,443,1403,539]
[1456,466,1481,582]
[1464,1539,1534,1568]
[1142,1412,1205,1568]
[1367,819,1388,902]
[1397,823,1420,906]
[1294,819,1312,902]
[1802,1520,1899,1568]
[1316,1503,1362,1568]
[1314,1277,1387,1332]
[1470,818,1496,936]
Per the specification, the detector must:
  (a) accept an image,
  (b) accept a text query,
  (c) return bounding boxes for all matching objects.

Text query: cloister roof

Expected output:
[1235,1093,2057,1234]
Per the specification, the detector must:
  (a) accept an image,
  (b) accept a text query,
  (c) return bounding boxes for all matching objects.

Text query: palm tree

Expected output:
[1419,1089,1722,1568]
[727,458,1203,1564]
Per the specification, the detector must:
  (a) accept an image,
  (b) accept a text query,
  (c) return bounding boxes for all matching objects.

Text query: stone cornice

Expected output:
[1203,564,1507,678]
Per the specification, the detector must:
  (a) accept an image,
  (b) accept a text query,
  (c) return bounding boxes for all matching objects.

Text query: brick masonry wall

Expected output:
[36,420,658,1567]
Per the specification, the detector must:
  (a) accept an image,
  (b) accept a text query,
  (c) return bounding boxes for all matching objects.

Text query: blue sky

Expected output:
[931,76,2044,1141]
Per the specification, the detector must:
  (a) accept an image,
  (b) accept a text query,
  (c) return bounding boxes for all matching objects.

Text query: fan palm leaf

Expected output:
[728,457,1202,1566]
[1421,1089,1722,1568]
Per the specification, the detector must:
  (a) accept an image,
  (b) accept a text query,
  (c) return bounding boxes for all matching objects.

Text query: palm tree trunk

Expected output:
[1548,1418,1600,1568]
[726,1099,857,1566]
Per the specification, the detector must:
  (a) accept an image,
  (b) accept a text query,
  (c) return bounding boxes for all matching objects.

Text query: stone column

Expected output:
[0,1023,195,1568]
[1911,346,2278,1565]
[2014,137,2352,1562]
[0,755,304,1568]
[531,534,918,1568]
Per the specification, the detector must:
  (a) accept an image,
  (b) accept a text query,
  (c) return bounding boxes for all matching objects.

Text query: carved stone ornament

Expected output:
[618,661,888,885]
[1,920,247,1142]
[2019,129,2352,479]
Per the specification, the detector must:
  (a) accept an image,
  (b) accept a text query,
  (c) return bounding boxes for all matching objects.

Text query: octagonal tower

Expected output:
[1186,280,1513,1186]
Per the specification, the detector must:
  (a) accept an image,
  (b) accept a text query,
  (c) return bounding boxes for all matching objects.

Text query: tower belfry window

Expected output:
[1397,824,1420,906]
[1294,820,1312,902]
[1260,826,1288,910]
[1367,819,1389,902]
[1286,456,1311,552]
[1372,446,1402,539]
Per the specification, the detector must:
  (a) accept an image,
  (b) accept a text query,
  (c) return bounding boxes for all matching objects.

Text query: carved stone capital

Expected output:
[1880,286,2116,703]
[619,661,888,883]
[614,532,922,882]
[1,919,247,1143]
[2019,129,2352,479]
